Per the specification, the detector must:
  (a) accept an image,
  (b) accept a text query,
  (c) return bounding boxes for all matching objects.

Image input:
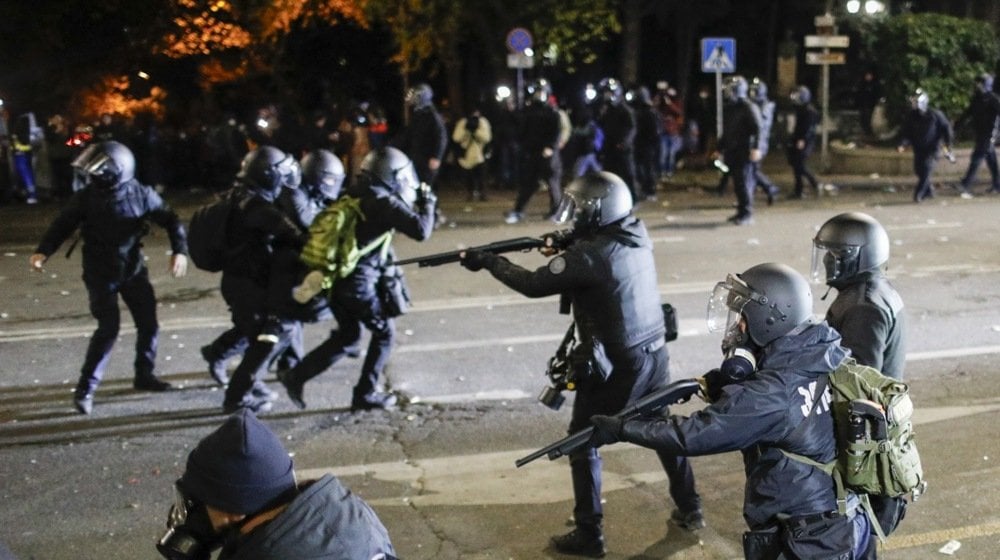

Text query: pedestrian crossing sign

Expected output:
[701,37,736,73]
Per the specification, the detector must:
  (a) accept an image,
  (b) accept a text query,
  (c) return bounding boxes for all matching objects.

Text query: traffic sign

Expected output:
[701,37,736,73]
[806,51,847,65]
[506,28,533,53]
[805,35,850,48]
[506,52,535,69]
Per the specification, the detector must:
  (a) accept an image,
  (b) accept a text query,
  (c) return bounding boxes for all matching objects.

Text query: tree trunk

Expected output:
[621,0,642,83]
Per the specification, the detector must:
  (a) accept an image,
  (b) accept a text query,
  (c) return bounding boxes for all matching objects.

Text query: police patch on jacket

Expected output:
[548,256,567,274]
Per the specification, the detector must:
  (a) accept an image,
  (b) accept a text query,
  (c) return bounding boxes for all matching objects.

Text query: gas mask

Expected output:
[157,484,226,560]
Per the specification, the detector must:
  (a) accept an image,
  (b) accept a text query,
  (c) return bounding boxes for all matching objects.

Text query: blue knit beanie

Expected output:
[179,409,296,514]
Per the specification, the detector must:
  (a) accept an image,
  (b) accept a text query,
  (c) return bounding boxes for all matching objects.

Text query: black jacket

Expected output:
[957,90,1000,140]
[790,103,820,151]
[899,108,952,154]
[221,187,305,308]
[482,217,665,354]
[718,98,762,163]
[393,106,447,182]
[621,322,849,529]
[597,102,637,153]
[35,180,187,284]
[333,180,435,301]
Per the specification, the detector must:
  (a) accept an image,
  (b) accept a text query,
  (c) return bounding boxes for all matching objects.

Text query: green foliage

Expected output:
[872,14,999,123]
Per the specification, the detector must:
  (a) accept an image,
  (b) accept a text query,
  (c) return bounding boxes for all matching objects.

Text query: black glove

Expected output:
[417,183,437,209]
[589,415,624,448]
[460,249,494,272]
[700,368,727,403]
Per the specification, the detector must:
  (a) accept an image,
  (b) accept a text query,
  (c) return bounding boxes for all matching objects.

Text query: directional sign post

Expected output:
[806,15,849,169]
[506,27,533,108]
[701,37,736,139]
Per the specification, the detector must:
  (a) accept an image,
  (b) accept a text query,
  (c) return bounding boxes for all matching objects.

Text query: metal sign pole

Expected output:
[821,51,830,170]
[716,71,723,139]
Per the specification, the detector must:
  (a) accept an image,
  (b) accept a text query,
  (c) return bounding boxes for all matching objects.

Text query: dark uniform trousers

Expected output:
[912,150,938,202]
[78,268,159,395]
[288,291,393,400]
[568,341,699,528]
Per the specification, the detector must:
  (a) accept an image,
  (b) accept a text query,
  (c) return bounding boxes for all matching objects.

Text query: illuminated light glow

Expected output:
[257,118,269,129]
[523,47,534,57]
[846,0,861,13]
[495,85,511,101]
[137,71,150,80]
[864,0,885,14]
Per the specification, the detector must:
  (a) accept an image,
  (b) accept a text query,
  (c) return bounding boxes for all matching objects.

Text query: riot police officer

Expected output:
[270,149,347,371]
[750,78,780,204]
[715,76,762,225]
[393,83,447,226]
[30,141,189,414]
[629,86,662,201]
[595,78,638,201]
[504,79,563,224]
[211,146,306,413]
[812,212,906,380]
[787,85,821,199]
[278,147,436,412]
[956,73,1000,195]
[590,263,873,559]
[897,88,954,203]
[462,172,701,557]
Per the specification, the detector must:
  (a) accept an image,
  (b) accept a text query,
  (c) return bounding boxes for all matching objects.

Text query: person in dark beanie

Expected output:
[157,410,397,560]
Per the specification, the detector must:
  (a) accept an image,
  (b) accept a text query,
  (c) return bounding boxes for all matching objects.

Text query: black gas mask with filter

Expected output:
[156,484,228,560]
[702,274,762,401]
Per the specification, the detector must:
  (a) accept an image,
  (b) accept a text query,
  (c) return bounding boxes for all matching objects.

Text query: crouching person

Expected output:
[157,409,397,560]
[590,263,875,559]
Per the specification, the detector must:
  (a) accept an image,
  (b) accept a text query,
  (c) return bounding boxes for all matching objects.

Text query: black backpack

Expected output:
[187,192,239,272]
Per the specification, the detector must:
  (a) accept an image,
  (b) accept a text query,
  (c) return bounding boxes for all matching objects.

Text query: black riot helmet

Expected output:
[790,85,812,105]
[237,146,301,202]
[300,149,345,201]
[405,83,434,110]
[975,73,994,94]
[908,88,929,112]
[553,171,633,232]
[71,140,135,190]
[708,263,813,350]
[723,76,749,102]
[749,78,769,103]
[359,146,420,206]
[597,77,624,105]
[811,212,890,288]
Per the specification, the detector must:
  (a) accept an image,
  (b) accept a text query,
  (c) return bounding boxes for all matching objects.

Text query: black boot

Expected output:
[277,369,306,409]
[550,526,606,558]
[134,373,172,392]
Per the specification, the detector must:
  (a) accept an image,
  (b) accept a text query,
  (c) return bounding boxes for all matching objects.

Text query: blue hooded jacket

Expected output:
[622,321,849,529]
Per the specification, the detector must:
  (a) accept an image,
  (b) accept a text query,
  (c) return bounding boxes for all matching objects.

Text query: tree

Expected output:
[365,0,618,116]
[871,13,1000,123]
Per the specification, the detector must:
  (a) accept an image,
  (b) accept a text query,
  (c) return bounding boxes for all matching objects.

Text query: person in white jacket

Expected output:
[452,106,492,201]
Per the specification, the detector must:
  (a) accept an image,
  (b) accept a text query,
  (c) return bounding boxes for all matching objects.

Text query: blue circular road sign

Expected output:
[506,27,533,53]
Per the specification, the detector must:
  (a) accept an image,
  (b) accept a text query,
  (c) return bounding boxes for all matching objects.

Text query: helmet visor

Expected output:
[810,241,859,284]
[553,191,599,228]
[277,155,301,189]
[707,274,754,333]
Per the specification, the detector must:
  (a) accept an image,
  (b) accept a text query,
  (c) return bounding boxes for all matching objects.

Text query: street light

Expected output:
[846,0,885,14]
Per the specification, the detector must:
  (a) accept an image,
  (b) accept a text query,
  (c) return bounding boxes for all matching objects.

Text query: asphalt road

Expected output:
[1,169,999,559]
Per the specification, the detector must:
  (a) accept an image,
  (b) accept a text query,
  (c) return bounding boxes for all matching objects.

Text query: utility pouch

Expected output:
[869,495,907,537]
[779,512,853,560]
[662,303,678,342]
[377,264,411,318]
[742,526,783,560]
[570,338,613,383]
